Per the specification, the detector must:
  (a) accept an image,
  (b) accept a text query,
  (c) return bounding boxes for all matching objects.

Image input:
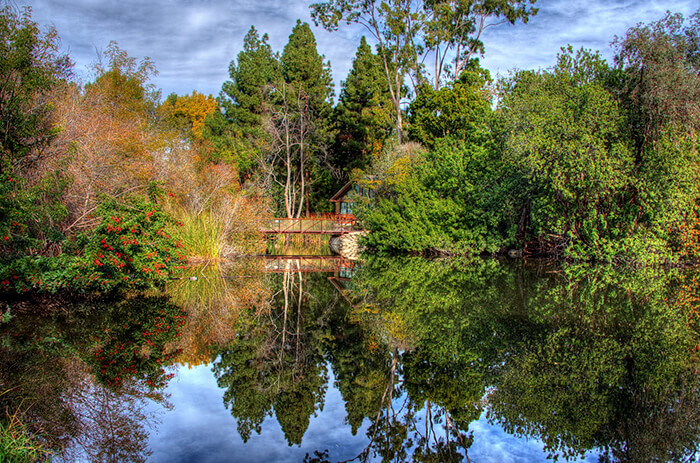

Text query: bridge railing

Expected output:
[263,255,357,273]
[262,215,357,235]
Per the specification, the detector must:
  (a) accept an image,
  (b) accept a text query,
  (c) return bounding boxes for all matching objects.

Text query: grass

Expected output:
[266,234,331,255]
[0,410,51,463]
[165,207,227,262]
[163,194,270,260]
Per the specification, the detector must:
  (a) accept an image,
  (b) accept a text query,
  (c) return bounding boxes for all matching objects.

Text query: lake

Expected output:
[2,256,699,462]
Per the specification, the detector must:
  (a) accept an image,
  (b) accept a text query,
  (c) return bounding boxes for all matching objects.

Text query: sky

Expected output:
[145,362,601,462]
[8,0,699,99]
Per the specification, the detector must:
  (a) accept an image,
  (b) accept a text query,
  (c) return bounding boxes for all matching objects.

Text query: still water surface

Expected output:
[2,256,699,462]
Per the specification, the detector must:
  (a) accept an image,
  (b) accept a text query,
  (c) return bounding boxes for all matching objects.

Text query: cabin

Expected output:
[329,182,374,217]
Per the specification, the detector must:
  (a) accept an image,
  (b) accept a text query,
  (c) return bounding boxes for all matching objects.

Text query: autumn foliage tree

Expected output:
[41,42,161,233]
[160,91,217,140]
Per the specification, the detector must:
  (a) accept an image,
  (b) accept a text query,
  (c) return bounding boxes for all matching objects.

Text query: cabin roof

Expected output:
[330,182,353,203]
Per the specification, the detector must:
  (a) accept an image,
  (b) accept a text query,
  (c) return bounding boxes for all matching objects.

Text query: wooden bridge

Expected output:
[262,255,357,274]
[261,215,358,235]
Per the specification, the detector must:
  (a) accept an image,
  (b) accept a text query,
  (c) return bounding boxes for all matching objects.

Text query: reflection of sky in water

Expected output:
[146,364,370,462]
[146,363,601,463]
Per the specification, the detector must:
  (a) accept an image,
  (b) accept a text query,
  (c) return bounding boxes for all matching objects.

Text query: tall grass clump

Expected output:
[0,411,51,462]
[169,208,227,262]
[267,234,331,255]
[163,188,270,261]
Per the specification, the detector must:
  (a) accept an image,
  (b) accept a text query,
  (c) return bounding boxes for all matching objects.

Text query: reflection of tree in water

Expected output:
[56,360,166,463]
[487,265,700,461]
[331,257,494,462]
[342,258,700,462]
[213,259,339,445]
[165,258,270,367]
[0,295,181,462]
[170,255,700,461]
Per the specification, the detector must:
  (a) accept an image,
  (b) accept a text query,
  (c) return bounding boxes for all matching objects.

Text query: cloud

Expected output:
[18,0,699,98]
[479,0,699,76]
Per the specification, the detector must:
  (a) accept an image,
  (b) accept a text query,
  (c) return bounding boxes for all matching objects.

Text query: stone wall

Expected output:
[329,231,367,260]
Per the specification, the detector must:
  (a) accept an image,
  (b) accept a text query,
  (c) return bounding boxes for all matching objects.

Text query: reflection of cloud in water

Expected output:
[146,363,603,462]
[468,415,599,463]
[146,364,370,463]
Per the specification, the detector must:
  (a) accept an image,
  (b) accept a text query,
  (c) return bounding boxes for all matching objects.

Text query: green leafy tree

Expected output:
[497,48,635,260]
[408,59,492,148]
[357,73,510,256]
[422,0,538,89]
[613,11,700,252]
[0,6,68,167]
[613,11,700,161]
[0,6,71,259]
[281,21,334,122]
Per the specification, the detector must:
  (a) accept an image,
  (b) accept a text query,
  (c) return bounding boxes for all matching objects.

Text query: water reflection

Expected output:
[2,257,700,462]
[0,296,183,462]
[346,258,700,462]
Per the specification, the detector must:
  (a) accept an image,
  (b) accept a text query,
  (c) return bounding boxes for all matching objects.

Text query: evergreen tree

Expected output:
[332,36,393,176]
[281,20,334,122]
[207,26,280,174]
[223,26,280,129]
[265,20,335,216]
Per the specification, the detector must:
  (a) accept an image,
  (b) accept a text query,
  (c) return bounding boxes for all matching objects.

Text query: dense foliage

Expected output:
[0,7,266,296]
[350,11,700,262]
[2,2,700,304]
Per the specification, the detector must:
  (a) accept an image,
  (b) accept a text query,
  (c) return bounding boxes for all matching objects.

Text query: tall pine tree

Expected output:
[265,20,334,216]
[205,26,280,175]
[332,36,393,177]
[281,20,334,123]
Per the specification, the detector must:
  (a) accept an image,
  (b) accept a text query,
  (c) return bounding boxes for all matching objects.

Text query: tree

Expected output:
[408,58,492,148]
[332,36,393,176]
[497,48,634,259]
[613,11,700,160]
[42,43,162,234]
[86,41,159,116]
[0,6,71,258]
[160,91,217,140]
[312,0,424,143]
[281,21,334,122]
[311,0,539,141]
[0,6,69,168]
[422,0,537,89]
[613,11,700,255]
[210,26,281,173]
[355,63,509,255]
[264,21,334,217]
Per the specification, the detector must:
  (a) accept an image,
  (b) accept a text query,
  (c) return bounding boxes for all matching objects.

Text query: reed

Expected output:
[167,207,227,261]
[0,410,51,463]
[267,234,331,256]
